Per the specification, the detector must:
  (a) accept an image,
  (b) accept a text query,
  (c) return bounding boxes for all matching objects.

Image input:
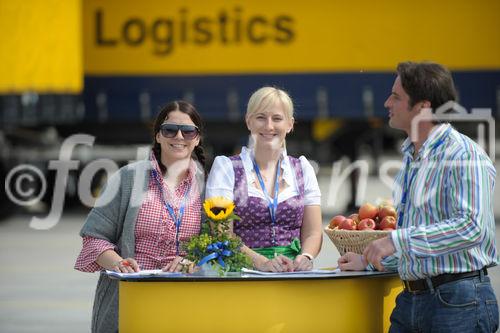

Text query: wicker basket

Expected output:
[324,226,392,255]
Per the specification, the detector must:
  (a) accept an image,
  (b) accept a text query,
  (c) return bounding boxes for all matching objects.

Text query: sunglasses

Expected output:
[160,123,200,140]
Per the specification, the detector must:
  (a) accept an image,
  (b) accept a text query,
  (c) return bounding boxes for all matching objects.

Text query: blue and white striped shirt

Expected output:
[383,123,498,280]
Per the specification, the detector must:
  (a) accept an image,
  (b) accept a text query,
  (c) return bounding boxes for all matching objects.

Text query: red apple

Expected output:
[359,203,378,220]
[378,205,397,220]
[329,215,346,229]
[358,218,376,230]
[380,216,397,230]
[339,218,357,230]
[348,213,360,224]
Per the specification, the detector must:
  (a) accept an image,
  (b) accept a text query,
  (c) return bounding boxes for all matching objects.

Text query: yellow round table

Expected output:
[118,271,402,333]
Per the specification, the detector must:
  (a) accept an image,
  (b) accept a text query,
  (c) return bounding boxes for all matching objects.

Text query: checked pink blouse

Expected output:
[75,154,202,272]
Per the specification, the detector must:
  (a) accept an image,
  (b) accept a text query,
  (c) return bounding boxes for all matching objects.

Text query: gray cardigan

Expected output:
[80,160,151,333]
[80,158,205,332]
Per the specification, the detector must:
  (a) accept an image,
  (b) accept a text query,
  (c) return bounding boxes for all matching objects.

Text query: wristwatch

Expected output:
[300,252,314,261]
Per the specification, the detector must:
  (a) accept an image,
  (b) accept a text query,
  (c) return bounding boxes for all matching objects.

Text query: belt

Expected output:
[403,268,488,293]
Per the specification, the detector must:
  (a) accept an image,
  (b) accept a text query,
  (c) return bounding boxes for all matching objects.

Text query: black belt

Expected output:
[403,268,488,293]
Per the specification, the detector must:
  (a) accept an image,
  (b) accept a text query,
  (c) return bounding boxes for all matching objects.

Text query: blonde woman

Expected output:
[206,87,322,272]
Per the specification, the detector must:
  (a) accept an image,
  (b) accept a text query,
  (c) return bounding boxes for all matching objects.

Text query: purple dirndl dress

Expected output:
[229,155,305,249]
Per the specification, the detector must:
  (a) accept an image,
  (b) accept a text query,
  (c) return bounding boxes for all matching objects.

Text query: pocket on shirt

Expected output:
[436,278,478,307]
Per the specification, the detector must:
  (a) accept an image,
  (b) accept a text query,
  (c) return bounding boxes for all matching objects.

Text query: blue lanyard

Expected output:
[397,128,449,226]
[152,169,191,256]
[397,156,418,227]
[252,158,281,245]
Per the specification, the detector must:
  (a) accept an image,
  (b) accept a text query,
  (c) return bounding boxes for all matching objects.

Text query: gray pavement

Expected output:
[0,214,97,333]
[1,161,500,332]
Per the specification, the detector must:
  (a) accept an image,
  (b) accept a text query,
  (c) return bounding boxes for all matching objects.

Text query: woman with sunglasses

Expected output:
[75,101,206,333]
[206,87,323,272]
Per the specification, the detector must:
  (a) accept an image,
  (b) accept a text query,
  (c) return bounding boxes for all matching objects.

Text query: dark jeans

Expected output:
[389,273,498,332]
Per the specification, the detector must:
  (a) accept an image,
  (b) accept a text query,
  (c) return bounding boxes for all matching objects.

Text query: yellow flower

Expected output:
[203,197,235,221]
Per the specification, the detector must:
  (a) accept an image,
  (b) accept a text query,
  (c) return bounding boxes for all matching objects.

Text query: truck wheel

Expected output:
[0,163,15,220]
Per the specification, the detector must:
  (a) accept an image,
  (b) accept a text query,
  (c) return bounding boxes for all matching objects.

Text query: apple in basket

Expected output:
[357,218,376,230]
[380,216,397,230]
[358,203,378,220]
[329,215,346,229]
[379,205,397,220]
[339,218,357,230]
[348,213,360,224]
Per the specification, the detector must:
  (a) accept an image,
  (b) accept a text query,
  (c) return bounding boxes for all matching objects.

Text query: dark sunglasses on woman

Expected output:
[160,123,199,140]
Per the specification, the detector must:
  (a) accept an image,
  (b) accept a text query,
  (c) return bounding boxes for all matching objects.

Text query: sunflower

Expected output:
[203,197,235,221]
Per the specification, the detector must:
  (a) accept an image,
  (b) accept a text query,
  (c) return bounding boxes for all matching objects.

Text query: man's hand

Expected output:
[362,236,396,271]
[338,252,367,271]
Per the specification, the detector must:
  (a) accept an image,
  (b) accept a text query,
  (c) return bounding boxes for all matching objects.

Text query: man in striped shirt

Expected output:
[338,61,499,332]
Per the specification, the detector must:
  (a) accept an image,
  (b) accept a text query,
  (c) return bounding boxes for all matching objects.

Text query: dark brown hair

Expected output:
[397,61,457,109]
[152,101,206,176]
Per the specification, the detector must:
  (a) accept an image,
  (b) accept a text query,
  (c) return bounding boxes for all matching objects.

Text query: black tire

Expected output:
[0,162,15,220]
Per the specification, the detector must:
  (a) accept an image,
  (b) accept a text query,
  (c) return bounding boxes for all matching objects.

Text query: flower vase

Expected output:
[196,262,229,277]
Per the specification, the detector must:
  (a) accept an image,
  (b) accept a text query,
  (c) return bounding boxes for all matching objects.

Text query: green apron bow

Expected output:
[252,238,301,259]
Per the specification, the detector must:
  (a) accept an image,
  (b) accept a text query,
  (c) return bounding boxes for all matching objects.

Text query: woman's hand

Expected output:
[254,254,294,272]
[293,255,313,271]
[162,256,195,273]
[97,250,140,272]
[337,252,367,271]
[111,257,140,273]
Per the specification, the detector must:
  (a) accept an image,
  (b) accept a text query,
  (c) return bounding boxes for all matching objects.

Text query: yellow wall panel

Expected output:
[83,0,500,75]
[0,0,82,93]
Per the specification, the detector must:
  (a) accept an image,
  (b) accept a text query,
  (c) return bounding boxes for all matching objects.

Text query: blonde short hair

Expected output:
[246,87,294,121]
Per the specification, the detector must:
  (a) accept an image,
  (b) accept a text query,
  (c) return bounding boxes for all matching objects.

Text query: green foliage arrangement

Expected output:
[184,197,252,274]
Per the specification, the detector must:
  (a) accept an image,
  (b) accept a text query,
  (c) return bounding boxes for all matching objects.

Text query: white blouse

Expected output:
[206,147,321,205]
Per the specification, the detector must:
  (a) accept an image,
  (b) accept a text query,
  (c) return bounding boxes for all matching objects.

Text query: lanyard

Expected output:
[252,158,281,245]
[397,156,418,227]
[151,169,191,256]
[397,128,449,227]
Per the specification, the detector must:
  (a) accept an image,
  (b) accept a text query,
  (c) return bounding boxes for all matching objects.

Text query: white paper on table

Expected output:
[105,269,183,278]
[241,268,340,275]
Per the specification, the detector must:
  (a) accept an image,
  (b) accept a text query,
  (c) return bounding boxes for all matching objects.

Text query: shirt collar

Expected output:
[150,150,164,178]
[400,123,451,159]
[240,146,292,186]
[419,123,450,159]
